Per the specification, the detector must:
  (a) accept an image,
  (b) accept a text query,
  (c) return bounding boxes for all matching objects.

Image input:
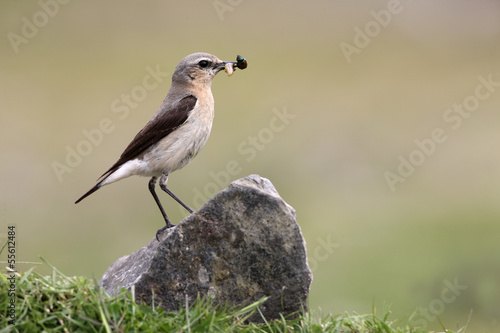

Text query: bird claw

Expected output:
[156,223,176,241]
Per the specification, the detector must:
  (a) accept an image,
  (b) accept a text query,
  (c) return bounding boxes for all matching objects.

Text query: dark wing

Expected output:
[97,95,197,181]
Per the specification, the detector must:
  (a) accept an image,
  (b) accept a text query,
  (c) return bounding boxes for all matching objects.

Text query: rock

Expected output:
[99,174,312,322]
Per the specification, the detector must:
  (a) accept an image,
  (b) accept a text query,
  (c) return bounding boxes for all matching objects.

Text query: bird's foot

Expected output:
[156,223,176,241]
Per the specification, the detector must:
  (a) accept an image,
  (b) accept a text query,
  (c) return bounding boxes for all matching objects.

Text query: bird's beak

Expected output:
[216,56,247,76]
[222,61,238,67]
[217,56,247,71]
[215,61,236,72]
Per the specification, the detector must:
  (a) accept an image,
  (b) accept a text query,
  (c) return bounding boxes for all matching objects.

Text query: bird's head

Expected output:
[172,52,232,87]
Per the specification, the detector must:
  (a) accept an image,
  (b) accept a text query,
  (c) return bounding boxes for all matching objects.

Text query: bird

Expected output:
[75,52,246,240]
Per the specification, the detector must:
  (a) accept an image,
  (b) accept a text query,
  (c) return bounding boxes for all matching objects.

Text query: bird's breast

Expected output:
[142,99,214,175]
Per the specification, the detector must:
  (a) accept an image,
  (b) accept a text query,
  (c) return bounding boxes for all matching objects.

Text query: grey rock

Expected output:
[99,174,312,322]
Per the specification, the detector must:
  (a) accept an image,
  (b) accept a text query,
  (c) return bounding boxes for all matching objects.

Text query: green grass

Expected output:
[0,258,467,333]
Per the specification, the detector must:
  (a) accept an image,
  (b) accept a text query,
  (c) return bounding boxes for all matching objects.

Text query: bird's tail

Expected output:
[75,182,102,204]
[75,164,116,204]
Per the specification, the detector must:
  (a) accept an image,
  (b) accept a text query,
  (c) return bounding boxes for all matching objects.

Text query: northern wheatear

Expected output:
[75,52,247,239]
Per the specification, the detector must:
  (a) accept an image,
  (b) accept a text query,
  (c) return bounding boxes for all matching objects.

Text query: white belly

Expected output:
[101,99,214,186]
[146,117,212,175]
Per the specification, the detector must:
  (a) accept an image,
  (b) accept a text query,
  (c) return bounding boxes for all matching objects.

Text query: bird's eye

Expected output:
[198,60,209,68]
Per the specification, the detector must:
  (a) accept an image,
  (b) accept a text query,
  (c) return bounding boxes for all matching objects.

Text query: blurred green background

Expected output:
[1,1,499,331]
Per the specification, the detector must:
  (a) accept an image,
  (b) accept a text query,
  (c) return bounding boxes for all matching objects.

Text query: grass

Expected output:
[0,258,468,333]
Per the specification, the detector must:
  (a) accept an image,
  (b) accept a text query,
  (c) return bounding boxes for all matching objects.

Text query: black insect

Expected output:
[236,55,248,70]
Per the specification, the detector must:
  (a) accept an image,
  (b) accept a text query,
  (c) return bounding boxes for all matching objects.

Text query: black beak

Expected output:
[219,56,248,70]
[216,61,236,70]
[214,61,232,72]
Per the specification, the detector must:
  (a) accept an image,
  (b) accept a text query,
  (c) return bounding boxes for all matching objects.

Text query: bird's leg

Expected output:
[159,174,194,214]
[149,176,175,240]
